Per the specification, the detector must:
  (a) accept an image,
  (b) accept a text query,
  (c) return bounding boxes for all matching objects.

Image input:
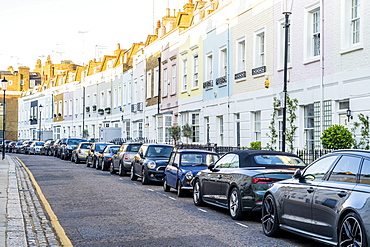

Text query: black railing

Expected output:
[296,149,332,164]
[234,71,246,80]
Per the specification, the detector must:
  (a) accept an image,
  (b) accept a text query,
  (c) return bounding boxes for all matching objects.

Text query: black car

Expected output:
[13,141,23,153]
[86,142,113,168]
[19,140,34,154]
[130,144,174,185]
[192,150,306,220]
[59,138,86,160]
[51,139,63,157]
[97,145,120,171]
[262,149,370,247]
[7,141,16,153]
[41,140,55,155]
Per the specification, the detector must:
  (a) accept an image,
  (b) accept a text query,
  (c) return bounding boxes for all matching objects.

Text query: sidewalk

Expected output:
[0,155,61,247]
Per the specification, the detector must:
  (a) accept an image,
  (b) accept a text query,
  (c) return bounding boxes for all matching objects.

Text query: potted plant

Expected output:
[53,114,57,118]
[58,113,62,117]
[105,107,111,114]
[86,106,90,112]
[92,105,97,111]
[98,108,104,115]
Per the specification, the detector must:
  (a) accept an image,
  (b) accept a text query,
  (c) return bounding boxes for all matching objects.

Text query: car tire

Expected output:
[229,187,244,220]
[163,178,170,192]
[86,158,90,167]
[109,163,116,174]
[177,180,185,197]
[141,169,150,185]
[118,162,126,176]
[193,179,204,206]
[130,164,137,181]
[96,159,100,169]
[101,160,108,171]
[339,212,367,247]
[92,158,97,168]
[75,156,80,164]
[261,194,281,237]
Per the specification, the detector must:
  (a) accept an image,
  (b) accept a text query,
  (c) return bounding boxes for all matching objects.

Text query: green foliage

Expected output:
[286,96,298,153]
[321,125,354,149]
[266,97,280,151]
[182,123,192,143]
[250,141,261,150]
[352,114,370,150]
[168,125,181,144]
[82,129,89,139]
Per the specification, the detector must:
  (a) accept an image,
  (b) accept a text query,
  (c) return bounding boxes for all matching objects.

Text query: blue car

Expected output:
[163,149,220,197]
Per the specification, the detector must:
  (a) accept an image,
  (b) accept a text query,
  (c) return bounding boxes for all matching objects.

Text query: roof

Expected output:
[174,149,218,154]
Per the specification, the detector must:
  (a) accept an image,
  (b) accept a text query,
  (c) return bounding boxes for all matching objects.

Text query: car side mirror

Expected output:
[293,169,306,182]
[139,152,144,158]
[208,163,215,170]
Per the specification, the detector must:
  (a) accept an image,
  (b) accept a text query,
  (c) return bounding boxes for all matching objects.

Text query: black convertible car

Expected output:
[192,149,306,220]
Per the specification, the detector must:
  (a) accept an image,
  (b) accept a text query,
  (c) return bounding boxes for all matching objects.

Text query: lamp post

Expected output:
[281,0,293,152]
[38,104,43,141]
[1,78,8,160]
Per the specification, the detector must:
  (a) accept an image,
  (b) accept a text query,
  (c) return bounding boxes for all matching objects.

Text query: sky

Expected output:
[0,0,185,70]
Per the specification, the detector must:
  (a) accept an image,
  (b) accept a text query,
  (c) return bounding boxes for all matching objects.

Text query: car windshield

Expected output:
[146,146,173,158]
[68,139,84,145]
[254,155,305,167]
[111,147,120,153]
[80,144,92,149]
[127,144,141,152]
[181,153,219,166]
[95,144,109,151]
[35,142,44,146]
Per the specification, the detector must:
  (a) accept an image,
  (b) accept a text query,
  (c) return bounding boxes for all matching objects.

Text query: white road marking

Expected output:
[198,208,207,213]
[168,196,176,201]
[235,222,249,228]
[148,189,154,191]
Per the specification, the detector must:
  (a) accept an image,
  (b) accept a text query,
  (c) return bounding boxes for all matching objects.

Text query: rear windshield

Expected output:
[95,144,109,151]
[35,142,44,146]
[80,144,92,149]
[146,146,173,158]
[68,139,84,145]
[127,144,141,152]
[254,155,305,167]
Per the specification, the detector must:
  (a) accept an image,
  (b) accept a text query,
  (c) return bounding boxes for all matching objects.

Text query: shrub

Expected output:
[250,141,261,150]
[320,125,354,149]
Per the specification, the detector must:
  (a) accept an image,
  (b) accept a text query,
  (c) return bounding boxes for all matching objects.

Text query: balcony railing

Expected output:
[252,66,266,76]
[234,71,246,80]
[203,80,213,90]
[215,76,227,87]
[131,102,144,113]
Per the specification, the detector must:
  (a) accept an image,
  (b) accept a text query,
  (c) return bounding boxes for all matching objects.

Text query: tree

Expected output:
[82,129,89,139]
[182,123,192,144]
[168,125,181,145]
[352,113,370,150]
[321,125,354,149]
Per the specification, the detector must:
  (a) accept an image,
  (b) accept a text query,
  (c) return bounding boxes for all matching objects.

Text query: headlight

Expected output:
[185,171,193,180]
[147,161,156,169]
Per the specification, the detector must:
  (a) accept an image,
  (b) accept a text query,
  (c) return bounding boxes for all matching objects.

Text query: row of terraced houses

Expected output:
[6,0,369,151]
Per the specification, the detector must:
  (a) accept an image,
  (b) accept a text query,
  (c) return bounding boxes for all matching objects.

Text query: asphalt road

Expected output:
[15,154,327,247]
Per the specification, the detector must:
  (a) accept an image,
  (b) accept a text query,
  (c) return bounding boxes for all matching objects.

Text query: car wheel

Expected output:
[118,162,126,176]
[75,156,80,164]
[86,158,90,167]
[92,158,97,168]
[101,160,108,171]
[130,164,137,181]
[262,194,281,237]
[339,212,367,247]
[109,163,116,174]
[229,187,244,220]
[193,179,204,206]
[163,177,170,192]
[177,180,185,197]
[96,159,101,169]
[141,169,149,185]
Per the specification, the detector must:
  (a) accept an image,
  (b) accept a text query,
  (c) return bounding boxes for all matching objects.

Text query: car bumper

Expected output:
[147,170,165,182]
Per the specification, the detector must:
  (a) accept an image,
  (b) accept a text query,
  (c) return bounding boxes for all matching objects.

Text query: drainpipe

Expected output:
[320,0,324,148]
[157,57,161,115]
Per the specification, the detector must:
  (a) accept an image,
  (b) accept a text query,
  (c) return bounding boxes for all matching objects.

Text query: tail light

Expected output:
[78,150,82,153]
[124,154,129,160]
[252,177,281,184]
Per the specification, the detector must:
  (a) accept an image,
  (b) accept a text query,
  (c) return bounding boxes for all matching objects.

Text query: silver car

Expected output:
[71,142,92,164]
[111,142,142,175]
[28,141,45,155]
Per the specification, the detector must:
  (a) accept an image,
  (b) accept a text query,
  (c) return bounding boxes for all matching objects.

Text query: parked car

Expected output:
[111,142,142,175]
[40,140,54,155]
[59,138,86,160]
[19,140,34,154]
[4,140,12,152]
[262,149,370,246]
[51,139,62,157]
[71,142,93,164]
[97,145,120,171]
[28,141,45,155]
[86,142,113,168]
[130,144,174,184]
[7,141,16,153]
[13,141,23,153]
[192,150,306,220]
[163,149,220,197]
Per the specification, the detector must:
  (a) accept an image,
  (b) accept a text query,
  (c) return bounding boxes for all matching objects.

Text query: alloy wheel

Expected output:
[193,180,204,206]
[261,194,280,237]
[339,213,365,247]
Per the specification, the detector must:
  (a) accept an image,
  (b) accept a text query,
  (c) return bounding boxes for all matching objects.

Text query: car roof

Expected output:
[331,149,370,157]
[174,149,218,154]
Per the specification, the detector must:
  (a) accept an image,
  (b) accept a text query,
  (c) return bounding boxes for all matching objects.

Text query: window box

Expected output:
[98,109,104,115]
[92,105,97,111]
[86,106,90,112]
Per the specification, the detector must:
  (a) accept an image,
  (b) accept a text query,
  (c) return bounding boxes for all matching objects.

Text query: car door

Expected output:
[202,154,235,204]
[113,145,124,169]
[281,155,339,233]
[311,155,361,237]
[165,152,179,187]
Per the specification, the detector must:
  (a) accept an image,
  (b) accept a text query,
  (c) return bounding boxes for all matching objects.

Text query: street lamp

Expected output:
[281,0,293,152]
[1,78,8,160]
[38,104,43,141]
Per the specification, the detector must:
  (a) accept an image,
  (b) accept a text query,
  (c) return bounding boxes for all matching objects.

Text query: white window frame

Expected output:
[236,37,246,73]
[182,59,188,92]
[163,68,168,97]
[69,99,73,116]
[206,53,213,81]
[304,2,321,63]
[254,111,261,142]
[146,71,152,99]
[341,0,363,53]
[254,28,265,68]
[192,54,199,89]
[171,64,177,95]
[219,47,227,77]
[154,67,159,97]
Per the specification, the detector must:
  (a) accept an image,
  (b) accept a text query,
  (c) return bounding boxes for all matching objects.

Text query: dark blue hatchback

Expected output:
[163,149,219,197]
